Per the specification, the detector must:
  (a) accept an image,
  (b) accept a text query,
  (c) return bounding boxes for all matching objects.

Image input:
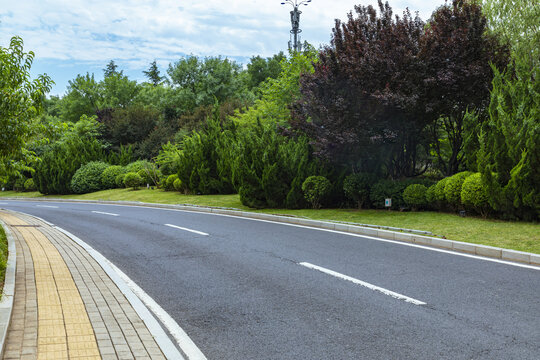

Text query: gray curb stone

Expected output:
[0,219,17,358]
[1,197,539,267]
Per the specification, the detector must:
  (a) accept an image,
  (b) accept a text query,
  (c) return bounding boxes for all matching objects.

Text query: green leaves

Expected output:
[1,36,53,180]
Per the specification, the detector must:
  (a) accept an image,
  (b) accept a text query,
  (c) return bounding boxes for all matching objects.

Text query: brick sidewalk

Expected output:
[0,211,168,360]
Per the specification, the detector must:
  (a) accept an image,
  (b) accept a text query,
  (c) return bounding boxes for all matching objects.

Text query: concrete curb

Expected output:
[2,197,539,267]
[0,219,17,358]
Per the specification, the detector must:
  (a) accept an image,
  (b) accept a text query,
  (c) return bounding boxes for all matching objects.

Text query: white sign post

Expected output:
[385,198,392,208]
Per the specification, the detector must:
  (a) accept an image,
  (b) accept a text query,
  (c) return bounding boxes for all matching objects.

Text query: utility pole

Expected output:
[281,0,312,52]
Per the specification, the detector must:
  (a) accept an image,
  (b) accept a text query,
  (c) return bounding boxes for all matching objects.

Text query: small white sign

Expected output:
[385,198,392,207]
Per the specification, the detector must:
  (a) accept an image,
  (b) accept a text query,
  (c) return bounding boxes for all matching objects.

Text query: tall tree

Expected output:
[420,0,508,175]
[103,60,122,77]
[291,1,427,178]
[143,60,164,86]
[59,73,102,122]
[481,0,539,67]
[0,36,53,180]
[246,52,285,90]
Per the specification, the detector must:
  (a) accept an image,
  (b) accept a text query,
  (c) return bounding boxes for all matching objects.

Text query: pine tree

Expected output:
[143,60,164,86]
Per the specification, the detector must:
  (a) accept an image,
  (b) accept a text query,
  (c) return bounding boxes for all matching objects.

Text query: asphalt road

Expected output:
[1,200,539,359]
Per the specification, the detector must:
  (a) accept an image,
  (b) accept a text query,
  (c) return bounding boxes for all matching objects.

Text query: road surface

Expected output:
[1,200,539,359]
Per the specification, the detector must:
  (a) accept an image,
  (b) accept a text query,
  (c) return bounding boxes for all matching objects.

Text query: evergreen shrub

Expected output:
[173,178,183,192]
[70,161,109,194]
[101,165,125,189]
[444,171,473,207]
[115,173,126,188]
[164,174,178,191]
[123,172,142,190]
[461,173,491,217]
[343,173,378,209]
[24,178,36,192]
[302,176,332,209]
[403,184,427,210]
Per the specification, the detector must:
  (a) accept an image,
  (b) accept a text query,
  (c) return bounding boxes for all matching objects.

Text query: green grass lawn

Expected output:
[0,224,8,297]
[1,189,538,254]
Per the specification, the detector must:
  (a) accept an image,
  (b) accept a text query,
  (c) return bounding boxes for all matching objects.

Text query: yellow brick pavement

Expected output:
[0,213,101,360]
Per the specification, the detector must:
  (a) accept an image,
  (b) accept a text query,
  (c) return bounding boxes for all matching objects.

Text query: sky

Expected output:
[0,0,445,96]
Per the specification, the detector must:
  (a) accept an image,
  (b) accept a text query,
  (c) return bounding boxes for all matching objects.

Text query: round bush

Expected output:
[302,176,332,209]
[125,160,152,174]
[115,173,126,188]
[343,173,378,209]
[403,184,427,210]
[173,178,183,192]
[70,161,109,194]
[101,166,125,189]
[434,177,450,203]
[13,177,27,192]
[164,174,178,191]
[461,173,490,216]
[24,178,36,192]
[123,172,142,190]
[426,184,437,205]
[444,171,473,207]
[137,168,162,187]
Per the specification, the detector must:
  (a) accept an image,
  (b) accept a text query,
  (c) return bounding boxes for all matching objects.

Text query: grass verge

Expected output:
[0,224,8,297]
[1,189,539,254]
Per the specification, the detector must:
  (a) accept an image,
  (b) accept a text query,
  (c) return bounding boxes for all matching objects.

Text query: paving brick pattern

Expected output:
[0,211,167,360]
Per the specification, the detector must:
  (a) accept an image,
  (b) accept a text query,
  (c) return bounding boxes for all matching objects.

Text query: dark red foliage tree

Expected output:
[420,0,508,175]
[291,0,508,178]
[291,1,428,178]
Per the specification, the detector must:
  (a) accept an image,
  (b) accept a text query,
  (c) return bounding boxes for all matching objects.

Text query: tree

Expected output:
[234,46,318,126]
[477,58,539,220]
[103,60,122,77]
[290,1,428,178]
[59,73,102,122]
[246,52,285,90]
[481,0,539,67]
[101,72,140,108]
[143,60,164,86]
[167,55,253,113]
[420,0,508,175]
[0,36,53,180]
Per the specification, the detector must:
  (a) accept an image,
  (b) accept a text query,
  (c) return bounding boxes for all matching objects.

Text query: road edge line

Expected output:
[51,226,191,359]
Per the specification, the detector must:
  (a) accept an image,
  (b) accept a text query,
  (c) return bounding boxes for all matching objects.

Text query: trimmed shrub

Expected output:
[343,173,378,209]
[70,161,110,194]
[164,174,179,191]
[125,160,152,174]
[24,178,36,192]
[370,179,410,209]
[444,171,473,208]
[403,184,427,210]
[426,184,437,207]
[173,178,183,192]
[123,172,142,190]
[461,173,490,217]
[13,177,27,192]
[101,165,125,189]
[115,173,126,188]
[302,176,332,209]
[434,177,450,205]
[137,167,162,187]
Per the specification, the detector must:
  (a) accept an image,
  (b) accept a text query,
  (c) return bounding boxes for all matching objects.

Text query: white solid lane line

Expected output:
[91,211,119,217]
[36,205,58,208]
[299,262,427,306]
[165,224,209,236]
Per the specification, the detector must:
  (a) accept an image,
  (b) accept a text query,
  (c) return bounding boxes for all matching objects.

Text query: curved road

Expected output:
[1,200,539,359]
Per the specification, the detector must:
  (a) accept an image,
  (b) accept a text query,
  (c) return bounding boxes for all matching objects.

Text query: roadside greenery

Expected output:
[0,225,7,294]
[1,0,538,230]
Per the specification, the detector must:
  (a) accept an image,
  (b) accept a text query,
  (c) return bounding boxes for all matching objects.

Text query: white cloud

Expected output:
[0,0,445,94]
